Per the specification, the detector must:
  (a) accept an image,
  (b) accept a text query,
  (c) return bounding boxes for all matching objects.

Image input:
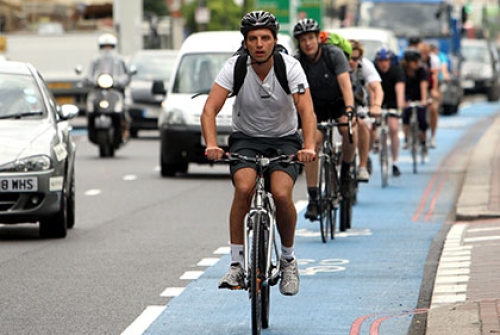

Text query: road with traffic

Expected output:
[0,97,498,335]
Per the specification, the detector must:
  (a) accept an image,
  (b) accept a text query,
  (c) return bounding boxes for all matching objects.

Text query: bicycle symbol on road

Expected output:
[298,259,349,275]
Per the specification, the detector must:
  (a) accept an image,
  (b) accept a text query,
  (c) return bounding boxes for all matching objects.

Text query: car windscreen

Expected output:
[462,45,491,64]
[131,53,177,81]
[172,53,231,94]
[0,74,45,119]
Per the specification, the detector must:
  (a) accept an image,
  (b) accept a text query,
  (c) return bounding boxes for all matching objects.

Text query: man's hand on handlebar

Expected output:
[205,146,225,160]
[297,149,316,163]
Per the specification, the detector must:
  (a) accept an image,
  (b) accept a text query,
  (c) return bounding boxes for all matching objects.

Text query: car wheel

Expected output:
[130,128,138,138]
[487,85,500,102]
[67,169,75,229]
[39,190,68,239]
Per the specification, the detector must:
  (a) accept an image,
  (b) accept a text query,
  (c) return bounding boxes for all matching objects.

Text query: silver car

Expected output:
[125,49,178,137]
[0,61,79,238]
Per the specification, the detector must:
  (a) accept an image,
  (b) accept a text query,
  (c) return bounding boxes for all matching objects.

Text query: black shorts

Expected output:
[402,106,428,132]
[298,102,346,128]
[228,132,303,182]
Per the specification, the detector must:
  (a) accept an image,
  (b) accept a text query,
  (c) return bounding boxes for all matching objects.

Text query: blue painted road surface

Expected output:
[135,100,500,335]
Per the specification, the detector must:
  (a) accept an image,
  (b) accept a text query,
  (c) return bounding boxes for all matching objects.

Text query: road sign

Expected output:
[256,0,323,34]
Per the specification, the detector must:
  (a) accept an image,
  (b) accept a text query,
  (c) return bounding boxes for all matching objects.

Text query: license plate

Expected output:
[55,96,75,105]
[48,82,73,89]
[201,135,229,147]
[142,108,158,119]
[0,177,38,192]
[95,115,112,128]
[461,80,474,89]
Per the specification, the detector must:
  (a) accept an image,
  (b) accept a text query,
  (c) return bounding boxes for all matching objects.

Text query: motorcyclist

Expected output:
[84,33,131,142]
[84,33,130,90]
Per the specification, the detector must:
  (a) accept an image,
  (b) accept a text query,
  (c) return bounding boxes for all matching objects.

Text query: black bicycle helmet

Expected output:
[293,18,320,38]
[240,11,279,37]
[375,47,393,61]
[403,48,421,62]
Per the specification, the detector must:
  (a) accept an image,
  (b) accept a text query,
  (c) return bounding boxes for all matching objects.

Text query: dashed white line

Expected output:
[180,271,204,280]
[120,305,165,335]
[160,287,185,298]
[84,189,101,196]
[197,258,220,267]
[213,246,230,255]
[123,174,138,181]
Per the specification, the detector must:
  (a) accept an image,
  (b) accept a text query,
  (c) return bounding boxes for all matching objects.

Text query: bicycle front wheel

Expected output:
[380,129,389,188]
[318,158,334,242]
[410,118,419,174]
[251,214,267,335]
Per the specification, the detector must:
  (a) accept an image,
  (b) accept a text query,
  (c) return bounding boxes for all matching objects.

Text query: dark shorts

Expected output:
[402,106,428,132]
[228,132,303,182]
[298,102,346,128]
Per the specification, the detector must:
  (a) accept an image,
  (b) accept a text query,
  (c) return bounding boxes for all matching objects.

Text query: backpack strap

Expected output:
[273,53,290,95]
[321,45,337,76]
[231,54,248,97]
[232,51,291,97]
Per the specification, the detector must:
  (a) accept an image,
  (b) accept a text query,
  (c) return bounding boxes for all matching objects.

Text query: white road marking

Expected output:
[197,258,220,267]
[464,235,500,243]
[84,189,101,196]
[123,174,137,181]
[120,305,165,335]
[160,287,185,298]
[213,246,230,255]
[180,271,204,280]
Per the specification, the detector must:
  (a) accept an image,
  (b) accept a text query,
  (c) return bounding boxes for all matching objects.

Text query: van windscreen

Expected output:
[172,53,232,94]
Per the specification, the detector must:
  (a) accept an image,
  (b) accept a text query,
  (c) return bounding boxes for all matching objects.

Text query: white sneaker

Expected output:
[280,258,299,296]
[430,138,437,149]
[356,167,370,182]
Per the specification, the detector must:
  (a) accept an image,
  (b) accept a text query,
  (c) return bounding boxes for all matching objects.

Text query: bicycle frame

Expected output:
[406,101,425,173]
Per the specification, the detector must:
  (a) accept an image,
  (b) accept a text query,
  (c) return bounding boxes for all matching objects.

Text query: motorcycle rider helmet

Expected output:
[403,48,421,62]
[293,18,320,39]
[98,33,117,49]
[375,47,393,61]
[240,11,279,38]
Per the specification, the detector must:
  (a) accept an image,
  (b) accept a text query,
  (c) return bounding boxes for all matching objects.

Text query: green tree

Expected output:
[181,0,244,34]
[144,0,169,16]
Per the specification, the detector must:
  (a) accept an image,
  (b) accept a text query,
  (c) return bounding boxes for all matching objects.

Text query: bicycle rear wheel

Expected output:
[251,215,264,335]
[319,157,334,242]
[380,129,389,188]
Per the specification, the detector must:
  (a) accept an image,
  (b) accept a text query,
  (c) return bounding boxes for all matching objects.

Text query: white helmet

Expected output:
[98,33,117,49]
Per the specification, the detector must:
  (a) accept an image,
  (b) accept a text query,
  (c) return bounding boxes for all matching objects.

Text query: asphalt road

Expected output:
[0,97,498,335]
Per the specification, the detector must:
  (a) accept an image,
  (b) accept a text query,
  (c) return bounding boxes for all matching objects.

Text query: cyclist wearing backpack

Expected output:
[374,47,406,176]
[201,11,317,296]
[293,18,356,221]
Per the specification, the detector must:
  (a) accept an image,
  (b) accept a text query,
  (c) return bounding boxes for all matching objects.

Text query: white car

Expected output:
[330,27,400,61]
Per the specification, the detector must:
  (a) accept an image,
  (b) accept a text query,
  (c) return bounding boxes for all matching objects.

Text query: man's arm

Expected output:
[294,88,317,163]
[395,82,405,109]
[337,72,355,108]
[367,81,384,115]
[200,83,229,160]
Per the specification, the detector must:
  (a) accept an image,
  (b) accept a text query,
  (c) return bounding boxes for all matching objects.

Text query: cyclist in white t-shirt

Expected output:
[201,11,317,296]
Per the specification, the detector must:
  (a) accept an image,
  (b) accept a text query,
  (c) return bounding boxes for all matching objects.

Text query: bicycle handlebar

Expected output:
[216,152,300,166]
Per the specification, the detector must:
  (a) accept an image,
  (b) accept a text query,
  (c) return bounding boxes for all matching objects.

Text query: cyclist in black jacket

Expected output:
[293,18,356,221]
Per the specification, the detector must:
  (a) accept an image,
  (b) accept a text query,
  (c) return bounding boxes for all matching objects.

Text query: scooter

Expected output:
[85,72,129,158]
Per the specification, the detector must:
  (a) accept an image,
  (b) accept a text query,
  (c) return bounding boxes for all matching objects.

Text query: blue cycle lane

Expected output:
[143,100,500,335]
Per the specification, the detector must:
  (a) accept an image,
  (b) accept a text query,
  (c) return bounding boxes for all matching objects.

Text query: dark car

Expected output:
[0,61,79,238]
[125,49,178,137]
[460,38,500,101]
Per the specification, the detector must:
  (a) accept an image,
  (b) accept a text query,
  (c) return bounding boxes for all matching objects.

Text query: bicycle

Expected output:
[405,101,427,174]
[316,110,356,241]
[373,108,401,187]
[219,152,298,335]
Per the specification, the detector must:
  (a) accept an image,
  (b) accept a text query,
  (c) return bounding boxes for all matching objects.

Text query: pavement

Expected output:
[425,111,500,335]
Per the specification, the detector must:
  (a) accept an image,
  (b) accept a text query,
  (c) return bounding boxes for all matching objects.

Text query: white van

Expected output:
[157,31,296,177]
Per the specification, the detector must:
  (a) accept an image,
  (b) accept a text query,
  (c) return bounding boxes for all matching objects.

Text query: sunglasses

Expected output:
[350,56,361,61]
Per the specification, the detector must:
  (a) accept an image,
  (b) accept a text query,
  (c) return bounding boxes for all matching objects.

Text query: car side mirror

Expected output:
[58,104,80,120]
[75,65,83,75]
[129,65,137,76]
[152,80,166,96]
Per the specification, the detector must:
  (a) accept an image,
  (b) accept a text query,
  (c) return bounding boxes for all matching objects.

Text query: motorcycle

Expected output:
[85,71,130,158]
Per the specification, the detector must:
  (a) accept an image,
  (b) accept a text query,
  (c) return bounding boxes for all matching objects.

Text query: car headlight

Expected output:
[165,109,185,125]
[0,155,52,172]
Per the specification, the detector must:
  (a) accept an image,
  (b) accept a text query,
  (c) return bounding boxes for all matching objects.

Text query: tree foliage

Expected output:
[181,0,245,34]
[144,0,169,16]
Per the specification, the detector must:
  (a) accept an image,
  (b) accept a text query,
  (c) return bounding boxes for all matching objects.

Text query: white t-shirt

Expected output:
[215,53,309,137]
[361,57,382,84]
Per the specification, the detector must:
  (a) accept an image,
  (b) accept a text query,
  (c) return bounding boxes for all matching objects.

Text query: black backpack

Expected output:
[231,44,291,97]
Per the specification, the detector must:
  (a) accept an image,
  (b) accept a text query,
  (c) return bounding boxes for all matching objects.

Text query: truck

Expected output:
[356,0,466,114]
